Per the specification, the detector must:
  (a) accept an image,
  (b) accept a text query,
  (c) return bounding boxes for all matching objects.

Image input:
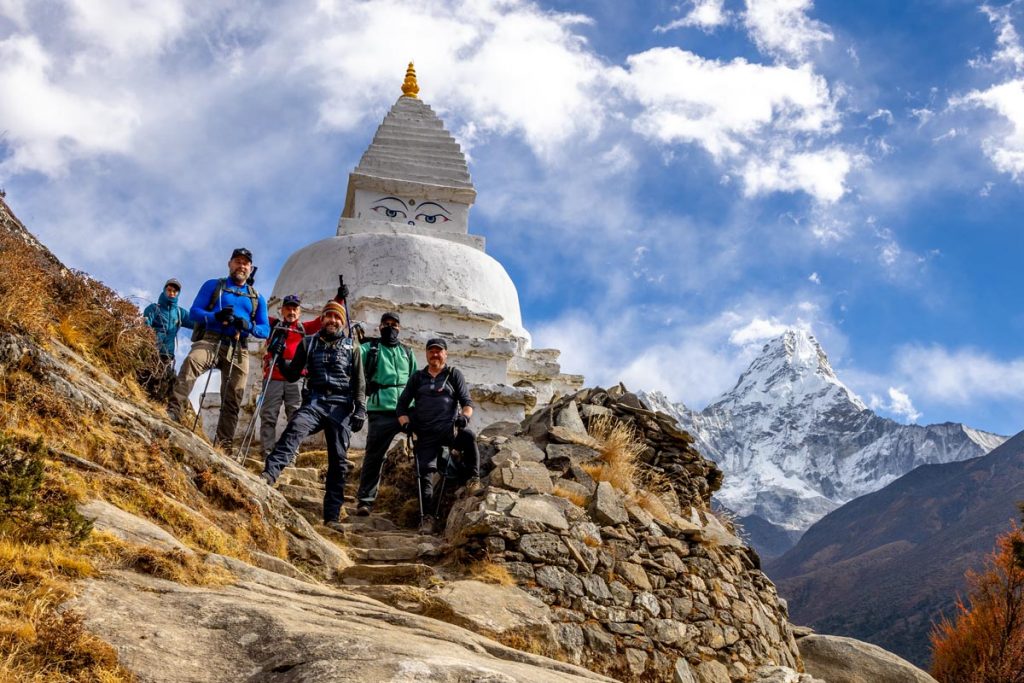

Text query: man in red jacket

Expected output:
[259,285,346,459]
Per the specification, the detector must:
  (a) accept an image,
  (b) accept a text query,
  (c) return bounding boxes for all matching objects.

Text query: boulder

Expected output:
[555,401,587,435]
[492,461,554,494]
[590,481,628,526]
[510,496,570,531]
[798,634,938,683]
[79,500,191,554]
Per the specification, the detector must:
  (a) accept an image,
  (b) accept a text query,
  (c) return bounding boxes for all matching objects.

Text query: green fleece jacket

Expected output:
[360,340,417,412]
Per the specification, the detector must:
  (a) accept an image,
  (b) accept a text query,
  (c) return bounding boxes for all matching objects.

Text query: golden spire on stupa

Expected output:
[401,62,419,99]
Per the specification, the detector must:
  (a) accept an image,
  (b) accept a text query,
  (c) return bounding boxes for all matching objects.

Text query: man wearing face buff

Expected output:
[353,312,417,516]
[262,301,366,529]
[258,282,349,460]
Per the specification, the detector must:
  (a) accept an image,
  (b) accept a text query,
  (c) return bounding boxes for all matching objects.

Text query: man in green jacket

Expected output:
[354,312,417,516]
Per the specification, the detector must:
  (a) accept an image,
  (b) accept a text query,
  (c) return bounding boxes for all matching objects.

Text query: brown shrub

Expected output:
[931,523,1024,681]
[468,560,516,586]
[552,485,588,508]
[585,415,644,496]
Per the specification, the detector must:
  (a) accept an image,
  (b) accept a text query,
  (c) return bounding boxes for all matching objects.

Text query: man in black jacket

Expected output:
[397,338,482,534]
[261,300,366,529]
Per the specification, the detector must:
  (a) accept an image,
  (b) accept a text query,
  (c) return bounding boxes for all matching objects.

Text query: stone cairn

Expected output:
[441,385,810,683]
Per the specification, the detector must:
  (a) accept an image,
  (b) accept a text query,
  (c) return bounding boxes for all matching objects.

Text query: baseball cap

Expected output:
[425,338,447,350]
[381,311,400,324]
[230,247,253,262]
[282,294,301,307]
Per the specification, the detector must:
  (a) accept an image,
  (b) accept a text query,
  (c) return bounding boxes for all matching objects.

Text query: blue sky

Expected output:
[1,0,1023,435]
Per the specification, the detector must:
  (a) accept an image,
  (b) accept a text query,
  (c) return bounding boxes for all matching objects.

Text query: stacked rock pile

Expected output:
[443,385,807,683]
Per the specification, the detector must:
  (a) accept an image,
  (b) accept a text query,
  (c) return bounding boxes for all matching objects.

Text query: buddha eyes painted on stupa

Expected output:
[370,196,452,226]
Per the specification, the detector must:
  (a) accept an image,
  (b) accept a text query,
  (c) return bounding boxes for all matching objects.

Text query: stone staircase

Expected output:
[244,448,448,593]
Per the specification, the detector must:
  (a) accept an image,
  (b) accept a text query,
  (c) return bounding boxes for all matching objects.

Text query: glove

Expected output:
[336,283,349,301]
[454,414,469,430]
[267,336,285,357]
[350,411,366,433]
[233,316,251,332]
[214,306,234,324]
[399,420,411,434]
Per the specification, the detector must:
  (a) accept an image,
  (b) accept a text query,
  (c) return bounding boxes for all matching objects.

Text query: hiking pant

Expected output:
[170,334,249,447]
[413,427,479,511]
[264,394,353,523]
[259,379,302,458]
[355,411,402,507]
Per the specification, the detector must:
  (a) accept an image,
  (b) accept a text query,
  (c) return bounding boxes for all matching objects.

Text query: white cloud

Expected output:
[893,346,1024,404]
[729,317,794,346]
[869,387,921,422]
[867,108,894,125]
[808,272,820,283]
[978,2,1024,73]
[740,146,852,202]
[0,34,139,176]
[952,79,1024,178]
[613,47,848,200]
[743,0,833,62]
[66,0,187,58]
[655,0,729,33]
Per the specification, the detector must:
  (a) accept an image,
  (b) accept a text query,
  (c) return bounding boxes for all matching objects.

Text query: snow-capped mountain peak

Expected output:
[638,330,1006,555]
[712,329,867,413]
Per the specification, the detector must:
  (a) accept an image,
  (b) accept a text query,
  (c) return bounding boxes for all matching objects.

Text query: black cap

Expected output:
[231,247,253,262]
[282,294,301,307]
[425,338,447,350]
[164,278,182,291]
[381,311,400,324]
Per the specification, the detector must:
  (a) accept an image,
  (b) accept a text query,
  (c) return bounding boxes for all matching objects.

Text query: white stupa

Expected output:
[266,64,581,431]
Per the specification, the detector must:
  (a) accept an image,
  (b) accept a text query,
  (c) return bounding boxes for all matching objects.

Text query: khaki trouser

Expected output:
[171,333,249,447]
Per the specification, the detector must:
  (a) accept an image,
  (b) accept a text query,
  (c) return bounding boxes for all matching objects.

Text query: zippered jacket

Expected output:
[144,291,194,357]
[360,341,417,412]
[189,277,270,340]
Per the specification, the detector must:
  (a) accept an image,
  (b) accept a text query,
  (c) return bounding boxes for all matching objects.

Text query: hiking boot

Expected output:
[324,520,346,533]
[465,477,484,496]
[356,503,372,517]
[259,472,274,486]
[418,515,435,535]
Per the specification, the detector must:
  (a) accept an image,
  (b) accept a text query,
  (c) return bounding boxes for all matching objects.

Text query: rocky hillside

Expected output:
[768,429,1024,667]
[642,330,1005,556]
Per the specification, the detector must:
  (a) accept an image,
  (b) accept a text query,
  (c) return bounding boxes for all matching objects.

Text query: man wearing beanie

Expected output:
[262,299,366,529]
[259,279,349,459]
[353,311,417,516]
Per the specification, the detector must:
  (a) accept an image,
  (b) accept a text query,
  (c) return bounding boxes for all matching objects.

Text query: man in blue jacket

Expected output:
[143,278,193,400]
[169,248,270,448]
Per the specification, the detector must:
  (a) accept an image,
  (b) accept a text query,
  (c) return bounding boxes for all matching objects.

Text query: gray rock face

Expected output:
[72,568,610,683]
[798,634,938,683]
[590,481,628,526]
[79,499,191,553]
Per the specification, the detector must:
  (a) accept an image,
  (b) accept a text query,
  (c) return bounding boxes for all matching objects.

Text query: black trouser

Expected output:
[413,427,479,512]
[355,411,402,507]
[264,394,352,523]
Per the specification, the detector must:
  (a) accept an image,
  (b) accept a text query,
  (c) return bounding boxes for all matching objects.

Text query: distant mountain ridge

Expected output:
[641,330,1006,554]
[767,429,1024,666]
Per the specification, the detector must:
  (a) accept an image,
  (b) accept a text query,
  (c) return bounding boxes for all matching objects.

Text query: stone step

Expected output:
[334,515,399,533]
[278,484,323,507]
[347,532,426,550]
[349,546,421,563]
[338,563,440,587]
[279,467,321,485]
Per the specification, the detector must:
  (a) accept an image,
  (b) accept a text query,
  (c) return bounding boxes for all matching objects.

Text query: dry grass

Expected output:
[635,491,675,526]
[0,210,159,384]
[584,415,644,496]
[468,560,516,586]
[551,485,589,508]
[85,532,234,587]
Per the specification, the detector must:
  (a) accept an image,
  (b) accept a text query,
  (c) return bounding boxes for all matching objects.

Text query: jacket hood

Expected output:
[158,291,177,307]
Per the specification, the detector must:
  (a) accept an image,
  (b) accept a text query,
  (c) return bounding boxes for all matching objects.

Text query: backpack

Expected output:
[191,278,260,341]
[364,338,416,397]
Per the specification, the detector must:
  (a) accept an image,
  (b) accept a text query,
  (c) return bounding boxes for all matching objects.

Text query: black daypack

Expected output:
[191,278,260,341]
[364,338,416,397]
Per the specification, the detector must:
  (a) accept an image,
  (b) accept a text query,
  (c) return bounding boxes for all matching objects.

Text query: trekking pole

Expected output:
[192,336,224,432]
[409,432,424,523]
[339,274,353,339]
[235,351,280,464]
